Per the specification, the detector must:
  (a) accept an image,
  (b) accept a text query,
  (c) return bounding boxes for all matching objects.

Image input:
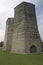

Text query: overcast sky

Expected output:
[0,0,43,42]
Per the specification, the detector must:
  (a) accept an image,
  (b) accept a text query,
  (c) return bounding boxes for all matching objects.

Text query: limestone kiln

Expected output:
[3,2,41,53]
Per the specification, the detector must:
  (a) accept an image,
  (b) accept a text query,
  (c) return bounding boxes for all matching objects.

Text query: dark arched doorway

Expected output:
[30,45,37,53]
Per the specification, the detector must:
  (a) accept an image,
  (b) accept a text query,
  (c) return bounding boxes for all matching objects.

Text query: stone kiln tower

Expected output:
[3,2,41,53]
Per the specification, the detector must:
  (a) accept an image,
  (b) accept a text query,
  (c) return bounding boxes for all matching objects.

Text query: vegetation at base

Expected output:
[0,41,3,47]
[0,50,43,65]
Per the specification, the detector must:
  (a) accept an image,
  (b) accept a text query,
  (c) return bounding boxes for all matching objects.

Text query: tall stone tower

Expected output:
[3,2,41,53]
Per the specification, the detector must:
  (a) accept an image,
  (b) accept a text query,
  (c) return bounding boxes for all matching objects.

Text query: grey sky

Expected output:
[0,0,43,42]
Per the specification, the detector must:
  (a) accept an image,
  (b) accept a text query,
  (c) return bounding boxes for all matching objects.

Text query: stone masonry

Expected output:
[3,2,41,53]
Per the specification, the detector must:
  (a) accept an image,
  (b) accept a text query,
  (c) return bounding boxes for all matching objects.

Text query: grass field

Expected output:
[0,50,43,65]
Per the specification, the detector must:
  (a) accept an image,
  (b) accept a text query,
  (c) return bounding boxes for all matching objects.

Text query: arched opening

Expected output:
[30,45,37,53]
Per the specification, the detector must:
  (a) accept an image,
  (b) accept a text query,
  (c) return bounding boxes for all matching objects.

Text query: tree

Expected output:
[0,41,3,47]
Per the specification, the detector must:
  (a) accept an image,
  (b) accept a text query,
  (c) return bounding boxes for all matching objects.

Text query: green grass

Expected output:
[0,50,43,65]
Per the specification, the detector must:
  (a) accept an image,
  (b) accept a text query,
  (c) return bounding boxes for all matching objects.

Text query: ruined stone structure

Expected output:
[3,2,41,53]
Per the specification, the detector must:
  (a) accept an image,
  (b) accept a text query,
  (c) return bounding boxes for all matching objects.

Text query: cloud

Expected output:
[23,0,42,5]
[0,29,5,42]
[0,4,6,13]
[37,15,43,41]
[0,0,6,13]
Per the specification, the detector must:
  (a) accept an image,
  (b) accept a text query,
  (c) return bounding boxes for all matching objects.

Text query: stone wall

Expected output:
[3,18,14,51]
[3,2,41,53]
[12,2,41,53]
